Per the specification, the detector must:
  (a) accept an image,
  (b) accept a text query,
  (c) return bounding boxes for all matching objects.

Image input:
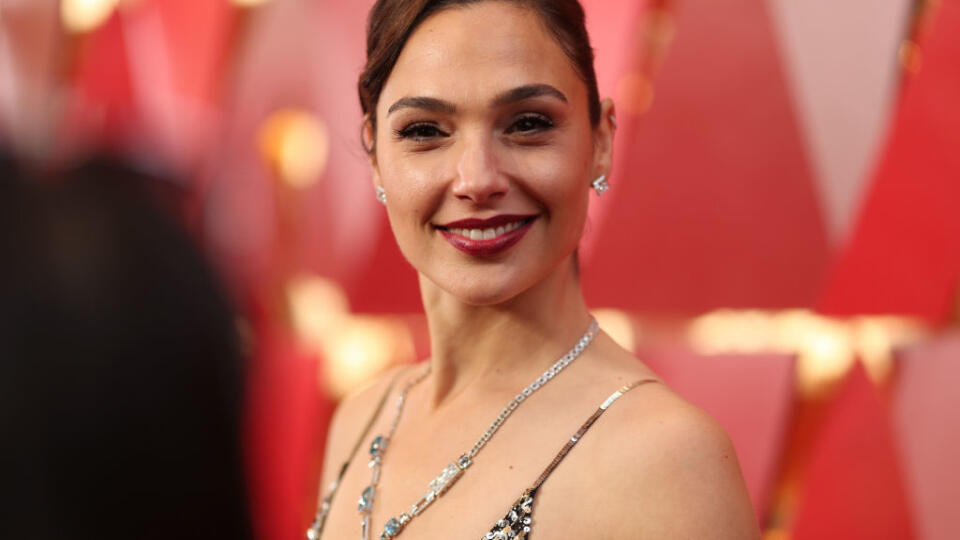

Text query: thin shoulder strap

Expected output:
[325,367,406,496]
[309,368,409,537]
[529,378,659,493]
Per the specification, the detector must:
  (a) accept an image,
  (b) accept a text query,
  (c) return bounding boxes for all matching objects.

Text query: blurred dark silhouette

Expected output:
[0,154,253,540]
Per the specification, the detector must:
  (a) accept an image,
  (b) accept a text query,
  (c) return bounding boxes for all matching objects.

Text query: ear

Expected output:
[362,115,382,189]
[592,98,616,182]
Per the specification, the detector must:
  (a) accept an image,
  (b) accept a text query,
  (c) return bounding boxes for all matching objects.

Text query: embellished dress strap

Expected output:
[481,379,659,540]
[335,368,405,481]
[529,378,660,492]
[309,367,407,538]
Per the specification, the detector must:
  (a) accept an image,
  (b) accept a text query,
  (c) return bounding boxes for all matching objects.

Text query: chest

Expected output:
[317,395,614,539]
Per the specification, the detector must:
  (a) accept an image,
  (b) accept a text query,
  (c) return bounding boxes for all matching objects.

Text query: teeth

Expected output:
[448,219,529,240]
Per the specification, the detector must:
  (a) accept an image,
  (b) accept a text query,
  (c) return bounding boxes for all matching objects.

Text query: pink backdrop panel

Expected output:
[894,331,960,540]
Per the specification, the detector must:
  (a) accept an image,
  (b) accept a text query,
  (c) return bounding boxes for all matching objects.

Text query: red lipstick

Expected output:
[436,214,537,257]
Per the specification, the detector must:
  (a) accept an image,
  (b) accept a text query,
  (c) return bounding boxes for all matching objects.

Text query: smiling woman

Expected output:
[309,1,761,539]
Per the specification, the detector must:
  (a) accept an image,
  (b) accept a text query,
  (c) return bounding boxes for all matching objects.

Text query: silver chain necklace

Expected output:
[306,317,599,540]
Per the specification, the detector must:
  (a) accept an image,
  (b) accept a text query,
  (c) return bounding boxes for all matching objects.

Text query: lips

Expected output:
[435,214,538,257]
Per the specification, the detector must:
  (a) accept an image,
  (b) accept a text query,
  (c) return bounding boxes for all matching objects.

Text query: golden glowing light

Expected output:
[594,309,638,352]
[320,316,415,399]
[287,276,350,348]
[899,40,923,74]
[761,528,791,540]
[615,72,655,115]
[688,309,926,397]
[286,276,415,398]
[259,109,330,189]
[689,309,777,354]
[852,316,925,384]
[641,8,677,73]
[61,0,119,34]
[230,0,274,7]
[793,318,854,397]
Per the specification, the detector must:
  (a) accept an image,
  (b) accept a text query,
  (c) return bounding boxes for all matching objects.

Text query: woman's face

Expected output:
[370,1,613,306]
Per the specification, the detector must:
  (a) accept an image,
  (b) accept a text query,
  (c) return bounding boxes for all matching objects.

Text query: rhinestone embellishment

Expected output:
[358,485,375,513]
[481,491,534,539]
[429,462,464,496]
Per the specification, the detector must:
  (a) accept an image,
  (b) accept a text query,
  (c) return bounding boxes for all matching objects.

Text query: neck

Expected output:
[418,259,592,410]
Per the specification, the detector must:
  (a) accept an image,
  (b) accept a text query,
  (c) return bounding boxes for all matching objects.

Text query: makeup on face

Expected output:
[435,214,539,257]
[385,84,570,152]
[369,2,599,305]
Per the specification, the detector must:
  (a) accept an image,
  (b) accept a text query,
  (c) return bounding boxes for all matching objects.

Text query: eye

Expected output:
[505,114,554,135]
[395,122,447,142]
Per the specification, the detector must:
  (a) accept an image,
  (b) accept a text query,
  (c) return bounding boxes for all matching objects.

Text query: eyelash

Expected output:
[393,114,555,143]
[505,114,554,134]
[394,123,446,141]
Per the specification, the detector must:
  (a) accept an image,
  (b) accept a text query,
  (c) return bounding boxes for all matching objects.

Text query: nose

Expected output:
[451,134,508,204]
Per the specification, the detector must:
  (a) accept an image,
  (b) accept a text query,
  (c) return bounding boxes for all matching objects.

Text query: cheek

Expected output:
[515,143,592,230]
[377,151,449,260]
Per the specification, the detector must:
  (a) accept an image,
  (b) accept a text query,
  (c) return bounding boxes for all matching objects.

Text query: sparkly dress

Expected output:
[320,378,658,540]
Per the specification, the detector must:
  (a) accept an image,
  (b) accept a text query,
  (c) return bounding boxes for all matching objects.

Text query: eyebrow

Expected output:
[386,84,568,116]
[387,96,456,116]
[493,84,568,106]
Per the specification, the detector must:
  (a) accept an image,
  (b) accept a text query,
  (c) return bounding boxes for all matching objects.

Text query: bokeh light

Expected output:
[899,39,923,74]
[594,308,638,352]
[615,71,655,115]
[319,316,414,399]
[230,0,274,8]
[287,275,350,347]
[60,0,119,34]
[689,309,927,397]
[286,276,414,398]
[259,109,330,189]
[852,316,925,384]
[688,309,778,354]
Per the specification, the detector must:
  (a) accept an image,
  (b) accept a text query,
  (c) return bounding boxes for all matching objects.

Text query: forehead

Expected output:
[379,2,584,111]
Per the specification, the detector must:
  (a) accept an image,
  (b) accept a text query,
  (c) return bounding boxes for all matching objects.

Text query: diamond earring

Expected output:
[375,185,386,204]
[591,175,610,195]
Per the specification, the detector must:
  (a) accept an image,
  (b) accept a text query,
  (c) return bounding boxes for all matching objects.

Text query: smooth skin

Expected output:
[318,2,760,539]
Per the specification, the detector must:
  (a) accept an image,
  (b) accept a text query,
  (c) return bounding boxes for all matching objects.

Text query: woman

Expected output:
[312,1,760,538]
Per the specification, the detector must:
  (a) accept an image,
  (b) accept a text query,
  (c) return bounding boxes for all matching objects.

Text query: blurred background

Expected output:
[1,0,957,539]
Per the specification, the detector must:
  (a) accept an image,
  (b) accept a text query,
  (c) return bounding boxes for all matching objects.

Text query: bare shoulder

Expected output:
[593,381,761,539]
[319,363,415,489]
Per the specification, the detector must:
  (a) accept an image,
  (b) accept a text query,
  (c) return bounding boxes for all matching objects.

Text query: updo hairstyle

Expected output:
[358,0,602,153]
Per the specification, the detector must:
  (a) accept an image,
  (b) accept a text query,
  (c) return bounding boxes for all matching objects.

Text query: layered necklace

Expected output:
[306,318,600,540]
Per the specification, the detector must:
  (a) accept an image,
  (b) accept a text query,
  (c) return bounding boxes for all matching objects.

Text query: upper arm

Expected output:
[601,391,761,540]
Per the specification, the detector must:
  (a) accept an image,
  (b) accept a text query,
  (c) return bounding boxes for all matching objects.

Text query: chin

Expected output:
[424,266,534,307]
[447,279,523,306]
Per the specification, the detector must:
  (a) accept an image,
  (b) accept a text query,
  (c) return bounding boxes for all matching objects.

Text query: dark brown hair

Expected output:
[359,0,601,152]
